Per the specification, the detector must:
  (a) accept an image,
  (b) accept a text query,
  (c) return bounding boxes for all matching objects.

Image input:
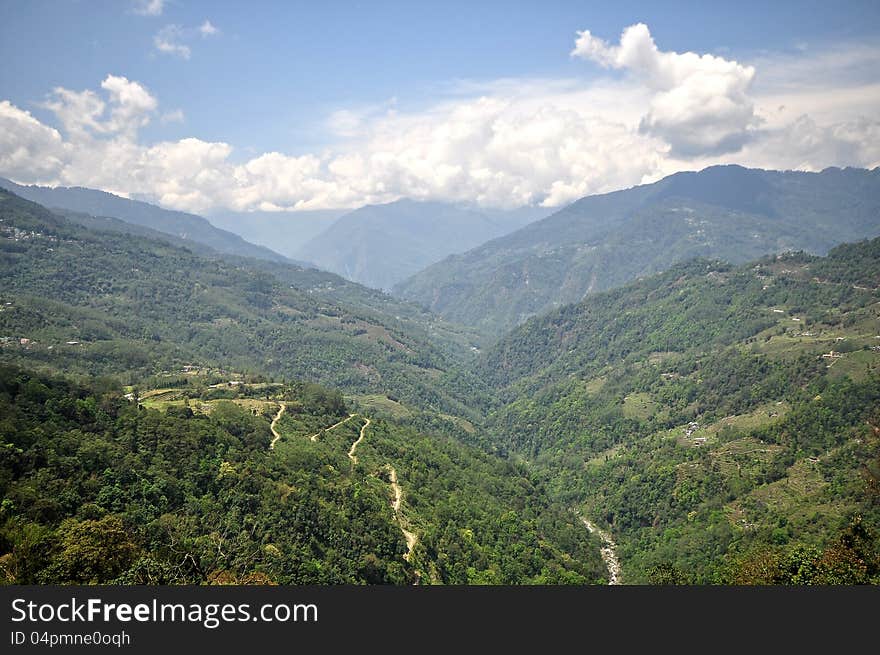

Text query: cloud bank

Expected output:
[572,23,758,156]
[1,24,878,213]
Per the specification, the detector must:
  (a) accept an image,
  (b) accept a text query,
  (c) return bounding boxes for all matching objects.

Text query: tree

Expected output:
[43,515,139,583]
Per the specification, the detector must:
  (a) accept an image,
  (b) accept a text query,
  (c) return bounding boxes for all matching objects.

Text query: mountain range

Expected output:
[394,165,880,336]
[0,185,608,585]
[2,167,879,586]
[0,177,293,264]
[0,188,482,415]
[206,208,349,259]
[293,199,551,290]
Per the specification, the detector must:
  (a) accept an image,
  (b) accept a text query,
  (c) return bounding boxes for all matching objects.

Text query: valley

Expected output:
[1,168,878,586]
[474,239,880,582]
[295,199,550,291]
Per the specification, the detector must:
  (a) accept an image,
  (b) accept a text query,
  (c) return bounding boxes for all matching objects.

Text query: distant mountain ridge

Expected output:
[0,177,291,264]
[393,165,880,336]
[294,199,550,291]
[207,208,349,260]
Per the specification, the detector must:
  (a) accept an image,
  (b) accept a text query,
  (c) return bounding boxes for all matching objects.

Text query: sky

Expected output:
[1,0,879,214]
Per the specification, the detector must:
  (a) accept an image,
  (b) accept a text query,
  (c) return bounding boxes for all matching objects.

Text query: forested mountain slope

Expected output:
[5,182,880,586]
[21,194,488,355]
[396,165,880,336]
[477,238,880,582]
[0,177,291,264]
[236,257,489,355]
[0,189,476,416]
[50,207,230,258]
[0,365,605,584]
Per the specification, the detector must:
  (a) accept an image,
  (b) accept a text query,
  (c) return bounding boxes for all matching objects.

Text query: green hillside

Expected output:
[476,238,880,582]
[0,365,604,584]
[0,177,292,264]
[3,185,880,586]
[237,256,490,354]
[0,188,476,417]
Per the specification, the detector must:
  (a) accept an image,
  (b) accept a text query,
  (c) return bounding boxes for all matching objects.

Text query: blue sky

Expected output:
[1,0,879,212]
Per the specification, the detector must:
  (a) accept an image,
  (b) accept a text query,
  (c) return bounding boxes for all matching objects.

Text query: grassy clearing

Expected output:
[713,402,791,433]
[751,333,829,358]
[825,348,880,382]
[140,397,277,417]
[440,413,476,434]
[725,458,851,535]
[139,387,180,399]
[712,435,784,459]
[585,443,625,468]
[657,402,790,448]
[354,394,413,418]
[140,397,190,411]
[647,351,678,364]
[622,392,660,420]
[710,436,785,478]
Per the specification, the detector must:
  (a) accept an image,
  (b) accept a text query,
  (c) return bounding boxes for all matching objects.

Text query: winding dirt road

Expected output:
[272,406,358,448]
[269,402,287,450]
[347,417,371,463]
[308,413,357,442]
[347,419,419,567]
[387,465,418,560]
[582,518,621,585]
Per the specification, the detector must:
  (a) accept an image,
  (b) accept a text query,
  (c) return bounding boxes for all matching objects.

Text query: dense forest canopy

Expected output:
[0,365,604,584]
[473,238,880,582]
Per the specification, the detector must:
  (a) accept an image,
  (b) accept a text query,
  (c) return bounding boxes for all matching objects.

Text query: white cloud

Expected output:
[326,99,398,138]
[40,75,157,139]
[199,20,220,37]
[0,101,67,181]
[0,24,878,214]
[133,0,164,16]
[40,87,108,140]
[154,25,191,59]
[572,23,758,156]
[737,114,880,171]
[101,75,158,135]
[331,95,663,208]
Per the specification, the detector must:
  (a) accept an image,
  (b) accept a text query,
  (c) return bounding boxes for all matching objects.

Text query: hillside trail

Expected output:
[349,419,420,576]
[386,464,418,560]
[308,413,357,442]
[347,417,371,463]
[582,518,621,585]
[272,407,357,449]
[268,402,287,449]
